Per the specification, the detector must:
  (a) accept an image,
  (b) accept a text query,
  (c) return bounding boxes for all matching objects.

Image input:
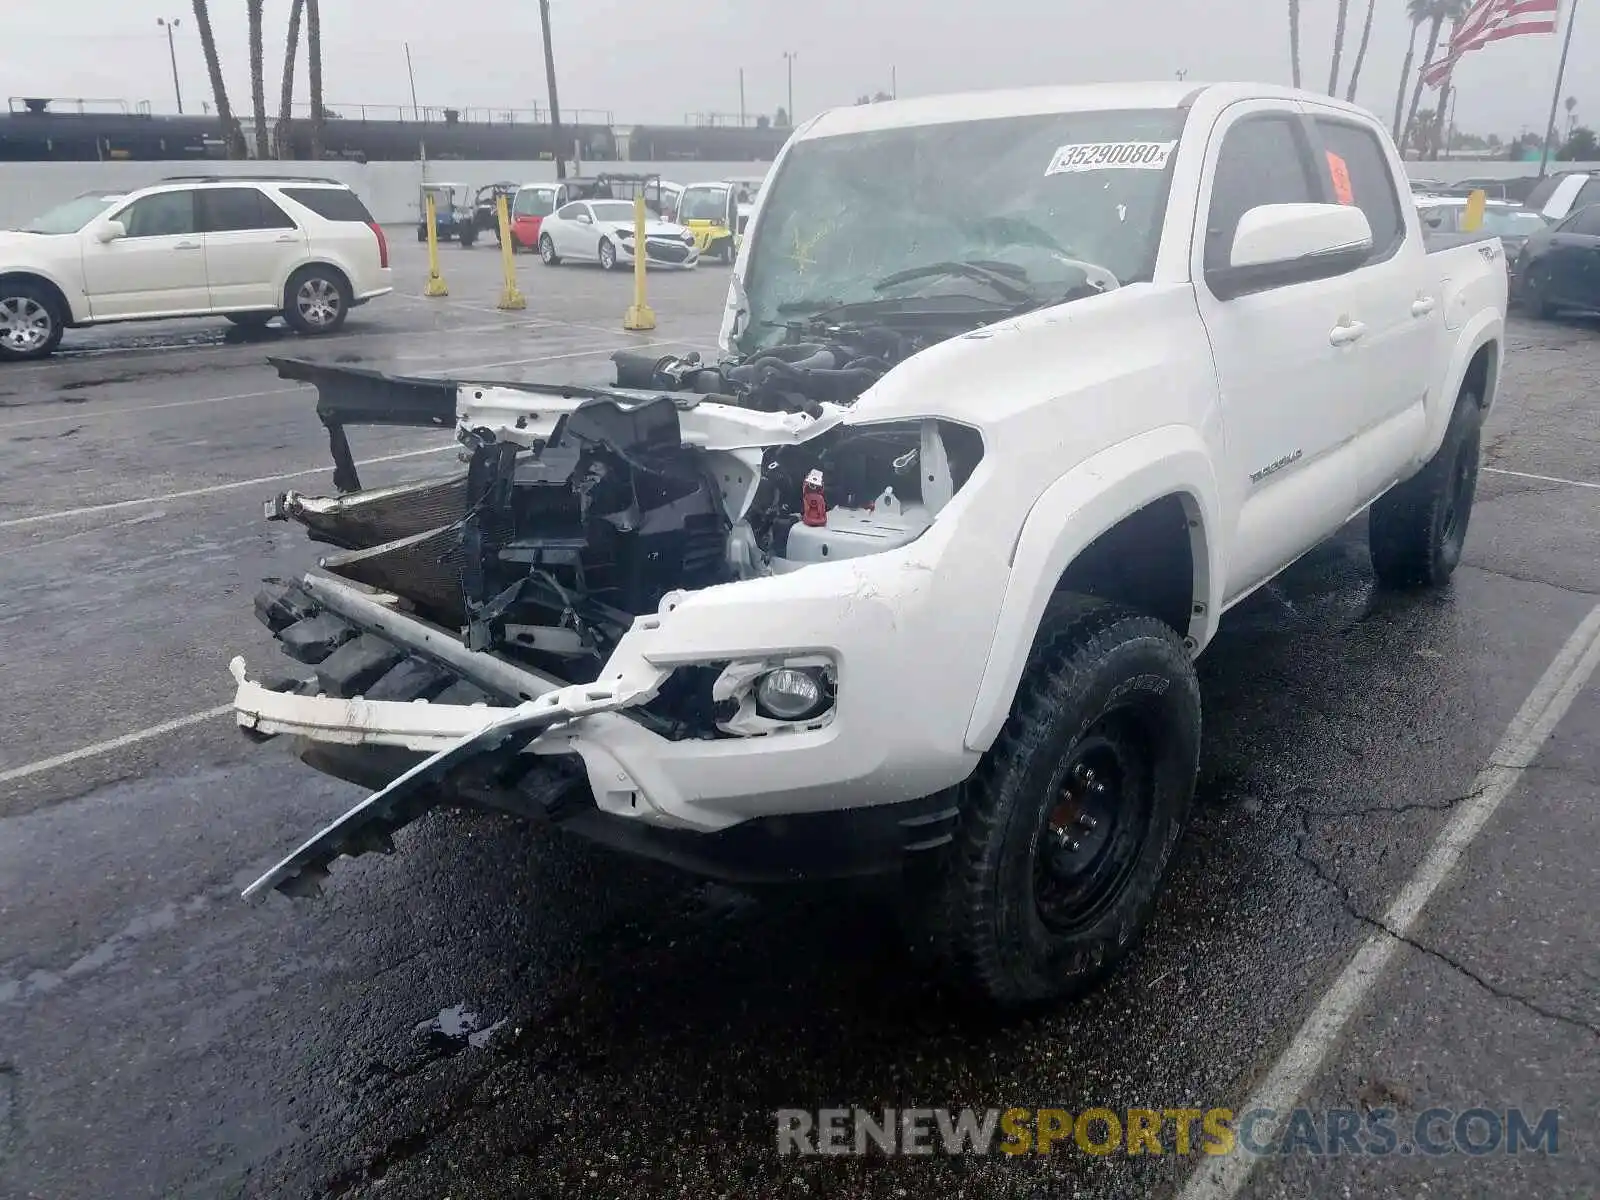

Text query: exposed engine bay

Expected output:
[264,330,983,713]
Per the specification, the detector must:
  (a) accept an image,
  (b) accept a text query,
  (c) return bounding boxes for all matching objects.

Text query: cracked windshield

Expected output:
[738,108,1186,350]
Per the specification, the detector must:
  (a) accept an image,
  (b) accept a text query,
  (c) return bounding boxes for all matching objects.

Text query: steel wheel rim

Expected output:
[1032,716,1154,936]
[295,278,341,326]
[0,296,52,352]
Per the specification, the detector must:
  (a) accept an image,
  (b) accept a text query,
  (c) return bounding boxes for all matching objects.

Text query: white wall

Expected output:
[0,160,772,229]
[2,156,1598,230]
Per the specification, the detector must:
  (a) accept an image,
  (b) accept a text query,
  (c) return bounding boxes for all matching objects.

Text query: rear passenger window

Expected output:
[1571,178,1600,212]
[1205,116,1317,271]
[1314,119,1405,259]
[199,187,296,232]
[280,187,375,222]
[1561,205,1600,236]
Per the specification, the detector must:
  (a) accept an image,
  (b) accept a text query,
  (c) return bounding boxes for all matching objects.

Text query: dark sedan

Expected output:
[1514,202,1600,318]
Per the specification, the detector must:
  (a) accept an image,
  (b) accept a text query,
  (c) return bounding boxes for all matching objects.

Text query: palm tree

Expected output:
[306,0,325,160]
[1344,0,1378,101]
[276,0,305,157]
[1393,0,1433,140]
[190,0,245,158]
[1328,0,1352,96]
[1402,0,1466,155]
[247,0,270,158]
[1289,0,1303,87]
[1565,94,1578,136]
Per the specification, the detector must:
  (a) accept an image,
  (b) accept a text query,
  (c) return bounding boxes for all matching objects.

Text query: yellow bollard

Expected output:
[495,193,526,310]
[423,192,448,297]
[623,194,657,331]
[1461,188,1487,233]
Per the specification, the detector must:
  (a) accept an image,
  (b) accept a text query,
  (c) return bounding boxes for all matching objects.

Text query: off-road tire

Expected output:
[540,235,561,266]
[1369,389,1483,589]
[0,280,66,362]
[918,596,1201,1009]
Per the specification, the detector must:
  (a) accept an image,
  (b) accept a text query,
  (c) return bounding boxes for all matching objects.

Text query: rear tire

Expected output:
[283,266,351,336]
[1369,389,1483,589]
[225,312,274,328]
[916,596,1201,1009]
[0,281,65,362]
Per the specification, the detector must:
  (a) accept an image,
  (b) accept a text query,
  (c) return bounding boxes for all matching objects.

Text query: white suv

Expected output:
[0,176,393,362]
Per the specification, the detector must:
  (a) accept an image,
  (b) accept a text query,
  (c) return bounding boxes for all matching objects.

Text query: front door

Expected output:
[199,187,305,311]
[82,189,208,319]
[1540,204,1600,308]
[1189,103,1366,602]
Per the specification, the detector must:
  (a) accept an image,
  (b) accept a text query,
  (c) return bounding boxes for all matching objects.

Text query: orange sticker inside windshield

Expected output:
[1326,151,1354,205]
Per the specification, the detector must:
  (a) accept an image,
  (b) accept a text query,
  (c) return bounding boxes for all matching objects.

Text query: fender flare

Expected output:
[962,425,1222,753]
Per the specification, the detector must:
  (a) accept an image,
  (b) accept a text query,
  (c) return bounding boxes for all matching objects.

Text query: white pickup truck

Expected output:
[232,82,1506,1008]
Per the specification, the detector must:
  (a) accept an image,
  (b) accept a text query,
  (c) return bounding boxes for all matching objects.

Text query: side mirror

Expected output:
[94,219,127,244]
[576,213,592,225]
[1209,203,1373,300]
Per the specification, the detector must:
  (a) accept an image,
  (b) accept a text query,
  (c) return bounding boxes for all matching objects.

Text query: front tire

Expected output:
[0,282,65,362]
[540,235,561,266]
[920,597,1201,1008]
[598,238,618,271]
[283,266,351,336]
[1369,389,1483,588]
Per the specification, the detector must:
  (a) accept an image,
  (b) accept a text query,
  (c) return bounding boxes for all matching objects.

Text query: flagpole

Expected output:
[1538,0,1581,178]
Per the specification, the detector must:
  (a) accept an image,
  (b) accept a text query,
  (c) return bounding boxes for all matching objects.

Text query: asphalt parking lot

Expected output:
[1,235,1596,1200]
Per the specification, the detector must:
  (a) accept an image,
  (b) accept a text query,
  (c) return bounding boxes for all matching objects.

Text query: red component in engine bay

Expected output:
[801,469,828,527]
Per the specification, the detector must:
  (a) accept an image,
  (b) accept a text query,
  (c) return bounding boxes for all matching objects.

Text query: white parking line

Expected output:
[0,705,235,787]
[1178,600,1600,1200]
[0,445,455,530]
[1484,466,1600,491]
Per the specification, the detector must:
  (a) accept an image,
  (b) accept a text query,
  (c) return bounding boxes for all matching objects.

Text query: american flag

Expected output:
[1420,0,1561,88]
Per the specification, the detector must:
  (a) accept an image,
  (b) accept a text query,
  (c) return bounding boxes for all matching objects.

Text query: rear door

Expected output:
[1304,110,1436,506]
[82,188,208,318]
[1191,103,1365,601]
[198,186,304,311]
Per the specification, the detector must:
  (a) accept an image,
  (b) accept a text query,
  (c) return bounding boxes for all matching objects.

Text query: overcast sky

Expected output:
[8,1,1596,139]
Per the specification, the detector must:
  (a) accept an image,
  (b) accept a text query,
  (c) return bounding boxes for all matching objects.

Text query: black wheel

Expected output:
[283,266,351,336]
[598,237,618,271]
[918,597,1201,1008]
[720,239,736,264]
[0,280,65,362]
[1369,390,1483,588]
[225,312,274,328]
[416,225,427,243]
[540,234,561,266]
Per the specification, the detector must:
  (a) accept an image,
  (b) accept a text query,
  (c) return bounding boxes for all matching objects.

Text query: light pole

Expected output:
[783,51,796,124]
[538,0,566,179]
[157,17,183,114]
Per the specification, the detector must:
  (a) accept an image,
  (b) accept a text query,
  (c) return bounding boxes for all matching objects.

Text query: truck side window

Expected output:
[1314,119,1404,260]
[1561,204,1600,236]
[1205,116,1317,272]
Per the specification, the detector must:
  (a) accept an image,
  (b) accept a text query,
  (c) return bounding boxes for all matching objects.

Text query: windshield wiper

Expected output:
[872,259,1037,304]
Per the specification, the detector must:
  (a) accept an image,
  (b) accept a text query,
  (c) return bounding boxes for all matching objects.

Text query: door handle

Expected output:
[1329,320,1367,346]
[174,241,202,250]
[275,235,298,243]
[1411,297,1436,317]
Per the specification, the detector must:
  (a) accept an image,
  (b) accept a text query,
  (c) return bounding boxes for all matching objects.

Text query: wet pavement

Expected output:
[0,239,1596,1200]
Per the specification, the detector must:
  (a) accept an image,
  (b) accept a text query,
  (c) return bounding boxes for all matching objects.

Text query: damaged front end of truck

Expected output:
[236,337,986,900]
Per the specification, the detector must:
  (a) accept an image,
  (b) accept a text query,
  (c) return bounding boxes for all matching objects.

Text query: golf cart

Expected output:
[677,180,743,263]
[417,182,475,245]
[472,181,521,243]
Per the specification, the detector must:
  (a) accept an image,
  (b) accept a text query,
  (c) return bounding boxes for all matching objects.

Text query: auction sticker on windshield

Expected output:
[1045,141,1177,175]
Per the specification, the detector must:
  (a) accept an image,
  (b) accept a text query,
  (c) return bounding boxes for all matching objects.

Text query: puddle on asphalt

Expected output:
[413,1002,507,1051]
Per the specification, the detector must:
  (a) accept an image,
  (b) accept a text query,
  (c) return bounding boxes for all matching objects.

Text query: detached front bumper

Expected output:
[235,561,983,898]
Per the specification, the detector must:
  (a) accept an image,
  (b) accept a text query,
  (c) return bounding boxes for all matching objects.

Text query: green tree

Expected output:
[1559,126,1598,160]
